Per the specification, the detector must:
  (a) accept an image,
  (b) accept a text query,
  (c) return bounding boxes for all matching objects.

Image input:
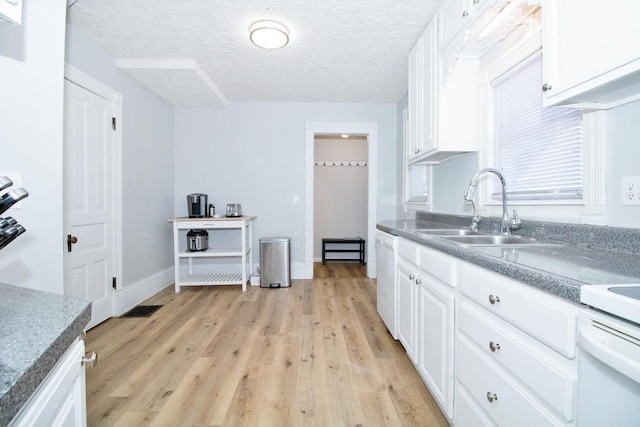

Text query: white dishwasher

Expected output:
[376,230,398,339]
[578,284,640,426]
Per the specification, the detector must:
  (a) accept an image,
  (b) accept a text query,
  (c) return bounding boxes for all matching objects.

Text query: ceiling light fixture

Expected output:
[341,134,349,138]
[249,20,289,49]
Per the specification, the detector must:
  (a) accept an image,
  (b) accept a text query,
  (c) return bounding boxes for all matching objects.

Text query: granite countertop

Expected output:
[378,215,640,304]
[0,283,91,426]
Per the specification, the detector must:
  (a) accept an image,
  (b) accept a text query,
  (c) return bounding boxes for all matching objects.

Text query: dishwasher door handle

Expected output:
[580,324,640,384]
[376,239,393,250]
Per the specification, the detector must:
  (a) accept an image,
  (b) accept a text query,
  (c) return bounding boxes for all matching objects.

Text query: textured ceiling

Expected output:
[66,0,443,107]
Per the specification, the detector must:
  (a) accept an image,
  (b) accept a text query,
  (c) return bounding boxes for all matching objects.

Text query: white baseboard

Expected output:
[114,266,174,315]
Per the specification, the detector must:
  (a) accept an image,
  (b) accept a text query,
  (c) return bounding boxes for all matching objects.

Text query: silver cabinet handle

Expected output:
[489,341,501,352]
[409,274,414,280]
[542,83,553,92]
[489,294,500,304]
[487,392,498,402]
[473,0,480,4]
[82,351,98,367]
[415,278,422,285]
[462,10,469,17]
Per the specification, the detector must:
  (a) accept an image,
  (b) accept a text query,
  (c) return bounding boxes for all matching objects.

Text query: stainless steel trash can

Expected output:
[259,237,291,288]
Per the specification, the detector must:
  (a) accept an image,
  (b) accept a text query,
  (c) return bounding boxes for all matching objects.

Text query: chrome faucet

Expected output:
[464,168,521,235]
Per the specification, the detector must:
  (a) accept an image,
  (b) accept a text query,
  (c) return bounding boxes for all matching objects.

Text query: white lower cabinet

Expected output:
[455,385,495,427]
[396,239,456,419]
[455,261,579,427]
[397,256,419,364]
[457,335,566,427]
[10,339,87,427]
[417,274,454,418]
[392,238,580,427]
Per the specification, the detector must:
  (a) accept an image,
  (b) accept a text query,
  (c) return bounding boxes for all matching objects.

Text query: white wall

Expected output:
[605,100,640,228]
[314,138,368,260]
[64,24,176,287]
[174,103,397,273]
[0,0,67,293]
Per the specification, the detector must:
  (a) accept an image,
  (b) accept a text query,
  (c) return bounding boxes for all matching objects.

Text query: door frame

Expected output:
[63,64,123,308]
[305,121,378,279]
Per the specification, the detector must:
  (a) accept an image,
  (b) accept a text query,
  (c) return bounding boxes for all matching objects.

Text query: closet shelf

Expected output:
[315,161,367,167]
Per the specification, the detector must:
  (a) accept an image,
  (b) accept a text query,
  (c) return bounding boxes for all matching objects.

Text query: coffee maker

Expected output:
[187,193,208,218]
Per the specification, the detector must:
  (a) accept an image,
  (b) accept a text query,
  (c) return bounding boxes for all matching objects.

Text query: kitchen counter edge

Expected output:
[0,284,91,427]
[377,221,590,304]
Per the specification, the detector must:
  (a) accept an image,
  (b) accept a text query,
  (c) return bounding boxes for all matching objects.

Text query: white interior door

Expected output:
[63,79,115,329]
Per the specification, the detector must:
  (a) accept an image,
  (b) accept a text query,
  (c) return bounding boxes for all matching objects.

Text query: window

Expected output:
[406,163,430,203]
[402,107,431,209]
[491,54,584,202]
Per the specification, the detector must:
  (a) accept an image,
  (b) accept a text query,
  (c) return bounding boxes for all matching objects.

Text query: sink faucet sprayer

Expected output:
[463,168,521,235]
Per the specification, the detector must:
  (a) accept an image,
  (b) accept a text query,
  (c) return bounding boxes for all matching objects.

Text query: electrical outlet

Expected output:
[622,176,640,205]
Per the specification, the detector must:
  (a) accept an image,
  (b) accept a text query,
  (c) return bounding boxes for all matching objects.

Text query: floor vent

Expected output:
[121,305,163,318]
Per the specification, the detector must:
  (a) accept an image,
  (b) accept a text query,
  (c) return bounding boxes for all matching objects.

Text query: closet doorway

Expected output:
[314,135,368,277]
[304,122,378,279]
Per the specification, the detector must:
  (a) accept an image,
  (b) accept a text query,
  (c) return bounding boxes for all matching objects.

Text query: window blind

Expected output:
[492,55,583,201]
[407,163,429,203]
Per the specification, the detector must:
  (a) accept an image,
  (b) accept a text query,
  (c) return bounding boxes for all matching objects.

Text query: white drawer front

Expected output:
[397,238,419,264]
[458,262,578,358]
[455,385,496,427]
[457,336,565,427]
[459,301,576,422]
[177,220,243,229]
[419,245,455,287]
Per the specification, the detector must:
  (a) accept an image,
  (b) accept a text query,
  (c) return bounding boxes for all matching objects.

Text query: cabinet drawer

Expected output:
[397,238,419,264]
[457,336,566,427]
[459,301,576,421]
[458,262,578,358]
[419,245,455,287]
[455,385,495,427]
[177,220,243,229]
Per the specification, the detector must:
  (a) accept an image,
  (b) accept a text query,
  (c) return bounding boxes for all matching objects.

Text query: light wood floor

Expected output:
[85,263,448,426]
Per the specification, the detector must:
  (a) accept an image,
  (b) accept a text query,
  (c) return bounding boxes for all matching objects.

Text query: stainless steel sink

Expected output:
[438,234,562,246]
[417,229,481,236]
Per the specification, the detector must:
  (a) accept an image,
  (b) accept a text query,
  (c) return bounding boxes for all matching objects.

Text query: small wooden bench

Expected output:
[322,237,366,265]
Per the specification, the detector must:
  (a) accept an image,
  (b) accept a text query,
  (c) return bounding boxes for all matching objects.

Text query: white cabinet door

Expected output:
[543,0,640,107]
[407,18,437,161]
[0,0,22,24]
[405,11,478,164]
[438,0,471,51]
[397,258,418,363]
[417,277,455,418]
[407,35,423,160]
[420,17,437,156]
[10,340,87,427]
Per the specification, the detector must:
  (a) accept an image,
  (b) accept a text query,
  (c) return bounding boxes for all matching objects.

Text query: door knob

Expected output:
[67,234,78,252]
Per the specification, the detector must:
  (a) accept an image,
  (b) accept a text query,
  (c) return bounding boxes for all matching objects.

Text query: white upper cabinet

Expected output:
[407,19,437,161]
[406,14,478,165]
[0,0,22,24]
[543,0,640,108]
[438,0,473,51]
